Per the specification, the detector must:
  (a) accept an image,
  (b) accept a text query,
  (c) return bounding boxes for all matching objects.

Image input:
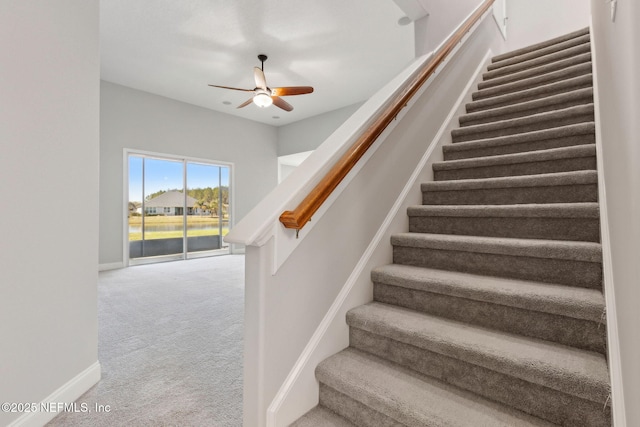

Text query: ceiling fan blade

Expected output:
[254,67,267,90]
[271,86,314,97]
[237,98,254,109]
[272,96,293,112]
[208,84,254,92]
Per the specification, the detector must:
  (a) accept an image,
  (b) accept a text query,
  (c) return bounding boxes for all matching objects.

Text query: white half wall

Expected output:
[0,1,100,426]
[99,81,279,265]
[590,0,640,424]
[277,103,363,157]
[504,0,591,51]
[232,8,505,424]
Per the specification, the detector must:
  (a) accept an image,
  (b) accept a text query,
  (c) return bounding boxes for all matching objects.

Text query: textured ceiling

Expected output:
[100,0,415,126]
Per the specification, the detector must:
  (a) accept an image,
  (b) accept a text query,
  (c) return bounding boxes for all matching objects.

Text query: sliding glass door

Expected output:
[127,152,231,264]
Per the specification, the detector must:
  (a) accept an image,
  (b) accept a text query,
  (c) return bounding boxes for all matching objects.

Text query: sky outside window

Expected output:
[129,156,230,203]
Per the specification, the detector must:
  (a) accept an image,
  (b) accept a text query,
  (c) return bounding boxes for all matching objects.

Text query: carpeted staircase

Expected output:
[292,27,610,427]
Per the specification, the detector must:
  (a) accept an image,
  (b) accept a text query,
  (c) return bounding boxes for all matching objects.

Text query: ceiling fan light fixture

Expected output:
[253,93,273,108]
[209,54,313,112]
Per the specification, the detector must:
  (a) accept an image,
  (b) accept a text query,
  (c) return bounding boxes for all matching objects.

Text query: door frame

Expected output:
[123,148,235,266]
[492,0,508,40]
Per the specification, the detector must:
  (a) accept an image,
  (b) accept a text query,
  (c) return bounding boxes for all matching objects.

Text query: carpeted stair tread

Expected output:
[491,27,589,63]
[347,303,610,404]
[371,264,605,323]
[393,233,602,288]
[473,64,592,101]
[316,348,557,427]
[421,170,598,205]
[443,122,596,160]
[422,169,597,191]
[390,232,602,262]
[483,42,591,80]
[460,87,593,127]
[291,406,357,427]
[407,202,601,242]
[488,34,590,72]
[452,104,594,143]
[468,74,593,112]
[407,202,599,219]
[433,144,595,173]
[481,53,591,89]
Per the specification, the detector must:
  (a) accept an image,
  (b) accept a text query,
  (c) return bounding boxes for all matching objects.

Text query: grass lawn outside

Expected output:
[128,215,229,241]
[128,215,222,225]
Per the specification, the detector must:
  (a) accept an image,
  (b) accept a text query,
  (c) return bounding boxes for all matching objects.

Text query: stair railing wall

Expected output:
[270,51,503,427]
[589,0,640,423]
[223,2,506,426]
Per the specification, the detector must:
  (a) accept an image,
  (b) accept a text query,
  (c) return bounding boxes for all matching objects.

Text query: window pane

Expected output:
[142,158,184,257]
[186,162,222,254]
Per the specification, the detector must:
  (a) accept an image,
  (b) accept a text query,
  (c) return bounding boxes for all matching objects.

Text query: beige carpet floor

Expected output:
[47,255,244,427]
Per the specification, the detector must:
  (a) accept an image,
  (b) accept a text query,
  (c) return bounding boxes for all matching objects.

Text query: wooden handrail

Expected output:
[279,0,494,231]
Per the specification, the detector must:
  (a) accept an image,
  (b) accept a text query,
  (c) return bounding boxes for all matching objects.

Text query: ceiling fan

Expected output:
[208,54,314,112]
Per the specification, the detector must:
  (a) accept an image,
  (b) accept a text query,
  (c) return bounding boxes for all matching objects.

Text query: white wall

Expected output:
[504,0,590,51]
[413,0,484,56]
[278,152,313,184]
[99,82,279,265]
[590,0,640,424]
[413,0,590,58]
[278,163,298,182]
[277,103,362,157]
[0,1,100,425]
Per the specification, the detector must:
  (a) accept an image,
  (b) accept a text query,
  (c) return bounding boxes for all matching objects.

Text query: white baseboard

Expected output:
[98,262,124,271]
[8,361,101,427]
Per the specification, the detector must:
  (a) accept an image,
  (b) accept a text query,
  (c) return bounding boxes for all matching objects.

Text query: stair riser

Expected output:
[467,78,592,113]
[485,43,591,79]
[475,65,591,101]
[373,283,606,352]
[393,246,602,288]
[460,96,593,127]
[318,384,399,427]
[452,113,594,143]
[444,133,595,160]
[480,55,591,89]
[434,156,596,181]
[423,183,598,205]
[408,216,600,242]
[350,328,610,427]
